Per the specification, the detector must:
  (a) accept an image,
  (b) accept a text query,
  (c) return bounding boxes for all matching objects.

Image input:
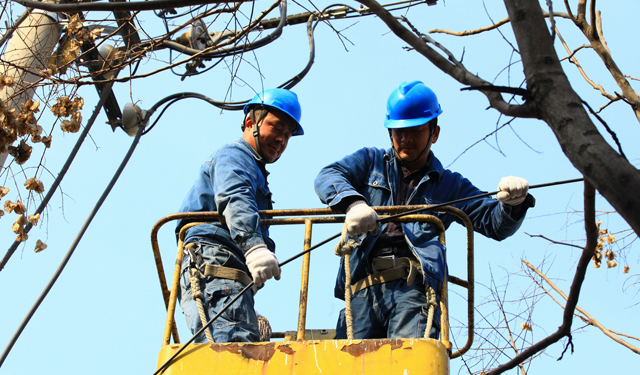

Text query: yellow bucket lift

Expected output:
[150,205,475,375]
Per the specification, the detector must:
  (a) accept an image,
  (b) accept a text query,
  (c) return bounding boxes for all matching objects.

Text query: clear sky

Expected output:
[1,1,638,374]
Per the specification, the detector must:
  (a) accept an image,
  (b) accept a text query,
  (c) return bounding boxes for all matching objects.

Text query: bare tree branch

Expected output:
[525,233,585,250]
[429,11,571,36]
[486,179,596,374]
[355,0,539,118]
[10,0,240,12]
[523,259,640,355]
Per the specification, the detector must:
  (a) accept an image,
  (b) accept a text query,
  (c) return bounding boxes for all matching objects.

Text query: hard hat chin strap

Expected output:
[250,107,272,163]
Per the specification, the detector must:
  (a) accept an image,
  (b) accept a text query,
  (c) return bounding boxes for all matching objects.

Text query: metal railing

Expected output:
[150,205,475,358]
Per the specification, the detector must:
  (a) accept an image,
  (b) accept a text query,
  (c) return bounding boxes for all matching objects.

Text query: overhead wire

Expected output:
[0,116,146,370]
[0,82,116,272]
[153,178,584,374]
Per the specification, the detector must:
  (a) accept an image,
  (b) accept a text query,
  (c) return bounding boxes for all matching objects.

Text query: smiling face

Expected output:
[390,122,440,172]
[243,109,297,163]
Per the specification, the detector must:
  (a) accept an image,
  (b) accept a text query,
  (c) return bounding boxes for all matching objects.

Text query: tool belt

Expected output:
[185,243,253,287]
[350,256,422,295]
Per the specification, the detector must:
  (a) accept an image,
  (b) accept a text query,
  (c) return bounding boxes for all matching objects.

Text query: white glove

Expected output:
[345,200,380,236]
[496,176,529,206]
[245,245,281,287]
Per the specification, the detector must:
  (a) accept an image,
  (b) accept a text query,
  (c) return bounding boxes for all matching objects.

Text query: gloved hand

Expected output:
[245,245,281,287]
[496,176,529,206]
[345,200,380,236]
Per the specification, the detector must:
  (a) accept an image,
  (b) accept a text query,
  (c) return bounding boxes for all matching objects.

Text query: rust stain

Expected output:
[340,339,404,357]
[277,344,295,355]
[210,343,277,362]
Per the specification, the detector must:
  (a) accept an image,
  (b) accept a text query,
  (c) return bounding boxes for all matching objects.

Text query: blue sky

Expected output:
[1,1,638,374]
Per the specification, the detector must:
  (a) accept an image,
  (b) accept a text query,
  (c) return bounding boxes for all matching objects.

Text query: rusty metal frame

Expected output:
[150,205,474,358]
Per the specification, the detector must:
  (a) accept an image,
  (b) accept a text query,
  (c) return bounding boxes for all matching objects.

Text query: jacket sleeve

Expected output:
[314,147,377,209]
[211,148,266,252]
[452,174,531,241]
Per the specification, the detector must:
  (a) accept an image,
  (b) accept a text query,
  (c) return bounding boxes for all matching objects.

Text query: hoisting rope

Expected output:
[334,224,439,339]
[424,285,437,339]
[189,267,214,344]
[334,226,359,339]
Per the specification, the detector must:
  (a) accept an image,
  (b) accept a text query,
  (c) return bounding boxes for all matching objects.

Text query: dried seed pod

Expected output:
[623,266,630,274]
[28,213,40,225]
[24,178,45,194]
[34,240,47,253]
[606,260,617,268]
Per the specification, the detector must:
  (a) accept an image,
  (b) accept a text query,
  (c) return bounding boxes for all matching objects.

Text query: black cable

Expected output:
[154,4,207,19]
[144,0,286,59]
[154,229,341,375]
[0,121,145,369]
[153,176,585,373]
[1,82,116,272]
[12,0,224,12]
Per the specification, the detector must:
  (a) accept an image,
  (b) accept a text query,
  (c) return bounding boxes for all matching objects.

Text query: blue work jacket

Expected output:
[176,138,275,258]
[314,147,530,299]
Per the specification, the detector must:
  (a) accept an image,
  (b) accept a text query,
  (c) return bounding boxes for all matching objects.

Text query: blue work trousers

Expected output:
[178,241,259,343]
[335,278,439,339]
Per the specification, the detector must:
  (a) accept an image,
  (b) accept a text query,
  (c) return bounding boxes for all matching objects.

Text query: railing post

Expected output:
[296,219,313,340]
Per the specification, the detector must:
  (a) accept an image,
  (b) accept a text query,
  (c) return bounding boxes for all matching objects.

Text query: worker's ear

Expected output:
[243,114,254,132]
[431,125,440,144]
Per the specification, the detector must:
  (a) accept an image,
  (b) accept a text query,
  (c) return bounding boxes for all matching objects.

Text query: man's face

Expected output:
[251,111,297,163]
[390,123,440,167]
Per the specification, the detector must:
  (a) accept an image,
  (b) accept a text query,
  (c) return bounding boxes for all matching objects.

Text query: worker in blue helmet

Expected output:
[176,88,303,343]
[314,81,534,339]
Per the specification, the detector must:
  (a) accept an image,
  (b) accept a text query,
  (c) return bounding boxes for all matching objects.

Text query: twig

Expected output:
[429,11,571,36]
[523,259,640,355]
[525,233,585,250]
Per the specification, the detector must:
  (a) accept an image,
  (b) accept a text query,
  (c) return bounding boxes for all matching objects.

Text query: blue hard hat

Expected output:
[244,88,303,136]
[384,81,443,129]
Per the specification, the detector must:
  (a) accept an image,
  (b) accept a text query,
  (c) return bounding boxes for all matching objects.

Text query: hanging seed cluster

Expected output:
[1,19,88,252]
[592,221,617,269]
[0,13,95,252]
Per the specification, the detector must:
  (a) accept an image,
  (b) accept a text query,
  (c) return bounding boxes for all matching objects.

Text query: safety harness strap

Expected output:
[204,264,253,287]
[373,256,420,282]
[350,257,422,295]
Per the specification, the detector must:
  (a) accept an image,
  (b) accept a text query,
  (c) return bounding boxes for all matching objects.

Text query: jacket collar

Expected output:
[385,148,443,182]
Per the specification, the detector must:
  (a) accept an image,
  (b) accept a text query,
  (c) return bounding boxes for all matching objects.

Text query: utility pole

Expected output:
[0,7,60,170]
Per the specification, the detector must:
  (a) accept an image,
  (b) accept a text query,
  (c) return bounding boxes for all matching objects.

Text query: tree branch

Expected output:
[502,0,640,238]
[356,0,539,118]
[429,11,571,36]
[486,180,596,374]
[525,233,585,250]
[10,0,240,12]
[523,260,640,355]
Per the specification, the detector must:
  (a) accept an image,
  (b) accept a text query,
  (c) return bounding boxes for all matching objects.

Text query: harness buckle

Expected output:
[186,245,204,271]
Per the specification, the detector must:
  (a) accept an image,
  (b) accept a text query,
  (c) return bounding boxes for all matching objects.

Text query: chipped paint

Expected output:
[277,345,295,356]
[340,339,404,357]
[209,343,276,362]
[158,339,448,375]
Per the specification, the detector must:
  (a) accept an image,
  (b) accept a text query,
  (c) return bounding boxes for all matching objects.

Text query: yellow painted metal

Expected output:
[156,337,449,375]
[296,219,313,340]
[151,205,476,374]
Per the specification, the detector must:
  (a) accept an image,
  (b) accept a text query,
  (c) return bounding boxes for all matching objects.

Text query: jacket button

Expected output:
[373,181,378,185]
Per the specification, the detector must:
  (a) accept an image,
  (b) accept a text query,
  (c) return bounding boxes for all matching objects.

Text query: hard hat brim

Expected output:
[384,116,434,129]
